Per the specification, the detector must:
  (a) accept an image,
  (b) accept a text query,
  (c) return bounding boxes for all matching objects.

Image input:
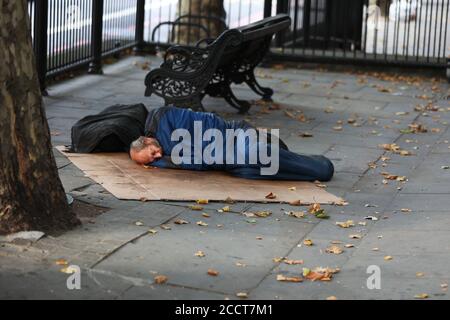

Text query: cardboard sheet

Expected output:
[57,147,343,204]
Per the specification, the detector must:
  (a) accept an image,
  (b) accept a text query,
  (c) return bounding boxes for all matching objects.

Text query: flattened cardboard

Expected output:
[56,146,343,204]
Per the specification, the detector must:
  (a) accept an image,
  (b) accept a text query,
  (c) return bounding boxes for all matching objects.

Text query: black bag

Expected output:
[70,103,149,153]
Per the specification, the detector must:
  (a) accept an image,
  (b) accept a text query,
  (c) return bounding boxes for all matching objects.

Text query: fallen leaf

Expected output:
[303,239,313,246]
[265,192,277,199]
[60,266,78,274]
[345,244,355,248]
[326,296,338,300]
[154,275,168,284]
[236,292,248,298]
[236,262,247,267]
[148,229,158,235]
[174,219,189,225]
[416,272,425,277]
[224,197,235,204]
[309,203,322,214]
[207,269,219,276]
[286,211,305,219]
[288,186,297,191]
[304,267,339,281]
[326,245,343,255]
[196,221,208,227]
[299,132,313,138]
[254,211,272,218]
[202,213,210,218]
[55,259,68,266]
[135,221,144,226]
[384,255,393,261]
[349,234,362,239]
[195,251,205,257]
[283,259,304,265]
[333,126,343,131]
[289,200,302,206]
[196,199,209,204]
[401,208,412,213]
[221,206,231,212]
[276,274,303,282]
[336,220,355,228]
[189,205,203,211]
[414,293,428,299]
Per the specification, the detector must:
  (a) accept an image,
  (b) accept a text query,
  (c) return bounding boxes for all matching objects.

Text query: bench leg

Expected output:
[245,71,274,101]
[221,83,251,114]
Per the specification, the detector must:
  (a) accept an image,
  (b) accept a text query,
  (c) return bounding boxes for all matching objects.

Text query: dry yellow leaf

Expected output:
[196,221,208,227]
[276,274,303,282]
[154,275,168,284]
[189,205,203,210]
[303,239,313,246]
[202,213,210,218]
[55,259,68,266]
[414,293,428,299]
[326,245,343,255]
[309,203,321,214]
[336,220,355,228]
[60,266,78,274]
[196,199,209,204]
[207,269,219,276]
[283,259,304,265]
[384,255,393,261]
[195,251,205,257]
[236,292,248,298]
[174,219,189,225]
[326,296,338,300]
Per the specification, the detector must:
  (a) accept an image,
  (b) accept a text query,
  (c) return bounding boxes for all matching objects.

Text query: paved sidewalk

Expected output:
[1,56,449,299]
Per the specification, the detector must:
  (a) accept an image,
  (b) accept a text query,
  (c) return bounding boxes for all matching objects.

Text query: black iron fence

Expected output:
[273,0,449,68]
[27,0,449,92]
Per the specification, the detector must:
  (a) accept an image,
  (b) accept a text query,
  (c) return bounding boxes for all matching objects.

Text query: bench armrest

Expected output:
[145,29,243,97]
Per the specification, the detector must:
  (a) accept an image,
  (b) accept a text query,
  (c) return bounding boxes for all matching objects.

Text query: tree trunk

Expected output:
[173,0,226,44]
[0,0,79,235]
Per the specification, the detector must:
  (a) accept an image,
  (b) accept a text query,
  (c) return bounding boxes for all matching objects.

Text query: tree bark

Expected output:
[173,0,226,44]
[0,0,79,235]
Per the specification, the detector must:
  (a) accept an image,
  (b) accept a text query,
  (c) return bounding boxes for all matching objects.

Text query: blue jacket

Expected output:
[144,106,334,181]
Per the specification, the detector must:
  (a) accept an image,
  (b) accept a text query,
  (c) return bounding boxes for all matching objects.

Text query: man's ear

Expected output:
[143,137,154,145]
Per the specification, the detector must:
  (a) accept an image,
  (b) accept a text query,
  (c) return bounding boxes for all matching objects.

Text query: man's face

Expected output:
[130,138,163,165]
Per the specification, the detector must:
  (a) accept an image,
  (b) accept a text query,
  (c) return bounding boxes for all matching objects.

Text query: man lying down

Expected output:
[128,106,334,181]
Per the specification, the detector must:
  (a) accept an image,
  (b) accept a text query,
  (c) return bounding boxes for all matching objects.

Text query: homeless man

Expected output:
[128,106,334,181]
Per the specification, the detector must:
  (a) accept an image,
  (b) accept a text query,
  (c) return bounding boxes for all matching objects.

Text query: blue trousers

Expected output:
[226,148,334,181]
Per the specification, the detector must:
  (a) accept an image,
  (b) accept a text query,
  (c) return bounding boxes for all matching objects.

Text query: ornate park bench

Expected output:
[144,14,291,114]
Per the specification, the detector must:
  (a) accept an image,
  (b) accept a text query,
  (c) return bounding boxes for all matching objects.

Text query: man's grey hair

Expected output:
[130,136,161,152]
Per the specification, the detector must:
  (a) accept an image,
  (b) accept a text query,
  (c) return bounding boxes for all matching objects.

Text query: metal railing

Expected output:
[27,0,449,93]
[271,0,449,68]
